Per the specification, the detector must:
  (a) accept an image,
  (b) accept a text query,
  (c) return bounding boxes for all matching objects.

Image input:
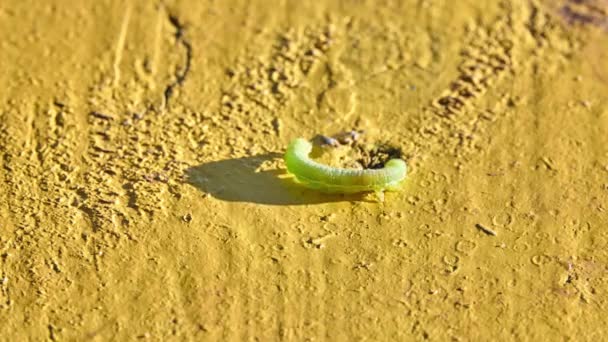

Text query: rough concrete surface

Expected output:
[1,0,608,340]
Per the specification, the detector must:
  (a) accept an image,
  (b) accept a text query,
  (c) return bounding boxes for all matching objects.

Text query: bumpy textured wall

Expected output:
[1,0,607,340]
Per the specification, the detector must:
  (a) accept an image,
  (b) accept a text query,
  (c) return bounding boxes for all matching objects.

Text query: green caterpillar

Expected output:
[283,138,407,199]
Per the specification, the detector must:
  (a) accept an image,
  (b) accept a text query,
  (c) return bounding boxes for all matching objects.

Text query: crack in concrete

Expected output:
[163,13,193,107]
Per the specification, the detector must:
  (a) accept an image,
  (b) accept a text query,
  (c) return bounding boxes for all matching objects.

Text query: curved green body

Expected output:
[283,138,407,194]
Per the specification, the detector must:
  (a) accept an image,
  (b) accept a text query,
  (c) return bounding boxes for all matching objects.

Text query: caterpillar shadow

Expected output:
[185,153,368,205]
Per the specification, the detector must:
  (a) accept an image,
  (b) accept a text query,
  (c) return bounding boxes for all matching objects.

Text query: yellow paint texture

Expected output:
[1,0,608,340]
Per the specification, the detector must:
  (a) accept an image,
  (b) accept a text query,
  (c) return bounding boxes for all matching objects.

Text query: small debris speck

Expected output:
[475,223,497,236]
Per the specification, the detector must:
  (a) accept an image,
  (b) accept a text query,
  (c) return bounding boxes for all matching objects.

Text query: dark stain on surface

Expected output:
[560,0,608,31]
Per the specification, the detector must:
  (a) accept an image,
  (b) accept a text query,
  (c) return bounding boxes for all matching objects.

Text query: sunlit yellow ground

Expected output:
[1,0,607,340]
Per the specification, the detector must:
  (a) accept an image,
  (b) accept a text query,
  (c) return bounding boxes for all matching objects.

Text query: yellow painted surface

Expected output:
[1,0,608,340]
